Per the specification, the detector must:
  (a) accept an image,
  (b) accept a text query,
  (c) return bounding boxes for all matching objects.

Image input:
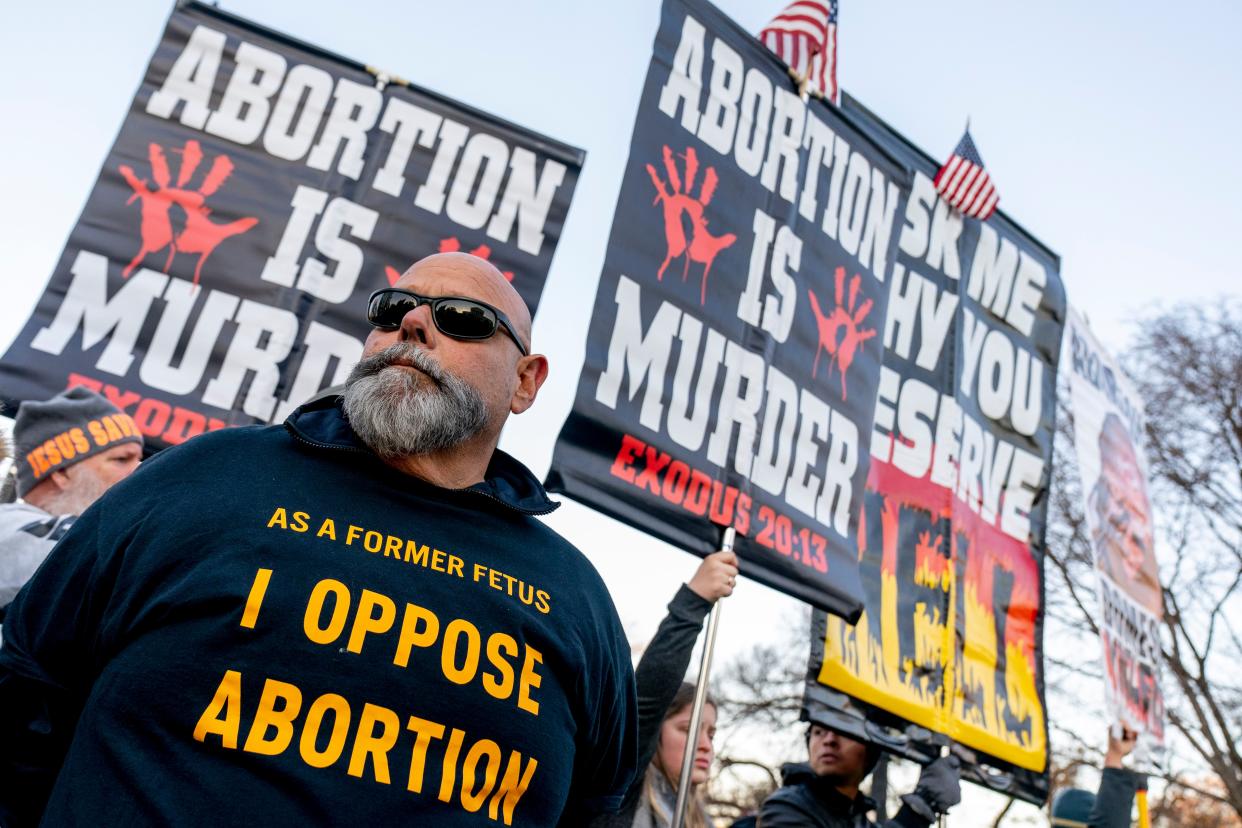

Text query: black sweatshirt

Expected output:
[590,584,713,827]
[0,397,637,827]
[759,763,930,828]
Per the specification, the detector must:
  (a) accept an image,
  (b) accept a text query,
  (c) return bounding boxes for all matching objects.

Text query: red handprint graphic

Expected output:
[646,145,737,304]
[437,237,514,282]
[119,140,258,288]
[807,267,877,401]
[384,236,515,286]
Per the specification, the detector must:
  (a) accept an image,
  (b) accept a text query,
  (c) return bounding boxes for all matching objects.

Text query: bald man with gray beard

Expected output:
[0,253,638,827]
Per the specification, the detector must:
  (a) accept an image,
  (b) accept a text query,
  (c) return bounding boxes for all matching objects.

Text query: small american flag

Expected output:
[934,129,999,220]
[759,0,838,103]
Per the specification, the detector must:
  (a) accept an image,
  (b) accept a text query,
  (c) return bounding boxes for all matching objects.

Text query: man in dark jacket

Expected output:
[1051,728,1143,828]
[0,253,638,826]
[1090,728,1143,828]
[758,718,960,827]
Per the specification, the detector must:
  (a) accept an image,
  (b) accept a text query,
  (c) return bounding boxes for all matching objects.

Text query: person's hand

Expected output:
[1105,727,1137,768]
[901,755,961,819]
[686,549,739,602]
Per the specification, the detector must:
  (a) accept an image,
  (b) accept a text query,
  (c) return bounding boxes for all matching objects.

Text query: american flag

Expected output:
[759,0,838,103]
[934,129,999,220]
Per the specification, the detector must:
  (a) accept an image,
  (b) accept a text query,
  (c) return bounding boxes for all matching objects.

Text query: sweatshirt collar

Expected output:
[780,763,875,815]
[806,774,876,815]
[284,395,559,517]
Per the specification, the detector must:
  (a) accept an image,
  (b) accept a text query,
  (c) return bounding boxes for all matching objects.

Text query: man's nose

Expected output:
[399,301,436,348]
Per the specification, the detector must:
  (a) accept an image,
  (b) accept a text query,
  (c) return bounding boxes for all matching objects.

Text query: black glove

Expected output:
[900,756,962,820]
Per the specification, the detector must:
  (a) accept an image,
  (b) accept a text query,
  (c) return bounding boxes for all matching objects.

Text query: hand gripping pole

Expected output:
[670,526,735,828]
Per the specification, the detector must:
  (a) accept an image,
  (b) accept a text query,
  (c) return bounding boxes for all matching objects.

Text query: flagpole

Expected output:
[670,526,735,828]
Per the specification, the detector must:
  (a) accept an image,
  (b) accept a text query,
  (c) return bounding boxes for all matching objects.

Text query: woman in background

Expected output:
[632,681,718,828]
[590,548,738,828]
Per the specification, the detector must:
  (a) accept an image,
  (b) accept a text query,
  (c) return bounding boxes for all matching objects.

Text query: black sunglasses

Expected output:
[366,288,529,356]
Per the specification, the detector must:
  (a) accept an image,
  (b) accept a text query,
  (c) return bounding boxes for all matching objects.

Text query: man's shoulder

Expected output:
[763,780,813,806]
[0,502,58,537]
[169,422,287,454]
[519,517,617,603]
[518,515,578,555]
[509,521,616,613]
[0,501,49,520]
[759,781,824,821]
[136,423,294,473]
[0,503,65,603]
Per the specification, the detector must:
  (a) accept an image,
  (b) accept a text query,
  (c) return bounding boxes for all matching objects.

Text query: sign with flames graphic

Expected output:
[547,0,904,620]
[803,94,1065,804]
[0,2,581,449]
[1064,307,1165,765]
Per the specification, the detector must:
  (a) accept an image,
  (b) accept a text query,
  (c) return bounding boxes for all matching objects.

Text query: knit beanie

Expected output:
[14,387,143,497]
[1050,787,1095,826]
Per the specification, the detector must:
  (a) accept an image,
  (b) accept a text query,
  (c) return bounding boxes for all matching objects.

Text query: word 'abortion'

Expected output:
[1068,326,1145,440]
[657,15,901,286]
[148,23,569,257]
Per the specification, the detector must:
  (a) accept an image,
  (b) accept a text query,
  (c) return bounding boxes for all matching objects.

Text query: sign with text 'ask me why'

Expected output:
[803,94,1065,805]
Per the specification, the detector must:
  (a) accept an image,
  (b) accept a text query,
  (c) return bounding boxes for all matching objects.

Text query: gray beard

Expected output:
[40,464,110,516]
[342,343,489,460]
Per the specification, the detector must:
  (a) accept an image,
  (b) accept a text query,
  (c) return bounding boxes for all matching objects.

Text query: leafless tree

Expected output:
[700,301,1242,824]
[707,635,807,822]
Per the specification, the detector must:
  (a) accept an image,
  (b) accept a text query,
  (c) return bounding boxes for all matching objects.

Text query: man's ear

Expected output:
[49,468,72,493]
[510,354,549,415]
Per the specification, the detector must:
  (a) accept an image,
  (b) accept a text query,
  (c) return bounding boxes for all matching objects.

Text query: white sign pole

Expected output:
[670,526,735,828]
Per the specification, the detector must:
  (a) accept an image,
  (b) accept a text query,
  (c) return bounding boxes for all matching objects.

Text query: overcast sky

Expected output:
[3,1,1239,823]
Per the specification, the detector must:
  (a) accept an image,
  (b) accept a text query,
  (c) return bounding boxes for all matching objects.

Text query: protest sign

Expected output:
[1064,307,1165,764]
[546,0,906,619]
[803,94,1065,804]
[0,2,581,450]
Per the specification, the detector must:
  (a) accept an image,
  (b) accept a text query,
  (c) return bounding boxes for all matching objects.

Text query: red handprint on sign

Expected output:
[119,140,258,288]
[807,267,877,401]
[384,236,515,286]
[646,145,737,304]
[438,237,513,282]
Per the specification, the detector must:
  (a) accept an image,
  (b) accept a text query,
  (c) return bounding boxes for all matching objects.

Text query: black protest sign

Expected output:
[546,0,905,619]
[0,2,581,450]
[803,94,1065,804]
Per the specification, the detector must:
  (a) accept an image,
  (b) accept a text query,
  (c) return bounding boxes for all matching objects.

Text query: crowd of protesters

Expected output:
[0,252,1148,826]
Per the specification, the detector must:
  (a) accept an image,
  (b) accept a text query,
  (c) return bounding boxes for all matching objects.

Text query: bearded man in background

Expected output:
[0,387,142,613]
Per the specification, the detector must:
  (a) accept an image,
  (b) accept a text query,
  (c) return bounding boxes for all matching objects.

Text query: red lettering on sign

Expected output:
[634,447,671,495]
[66,372,226,446]
[607,433,828,573]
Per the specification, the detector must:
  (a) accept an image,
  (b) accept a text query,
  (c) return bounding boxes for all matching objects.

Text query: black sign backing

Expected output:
[0,2,582,450]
